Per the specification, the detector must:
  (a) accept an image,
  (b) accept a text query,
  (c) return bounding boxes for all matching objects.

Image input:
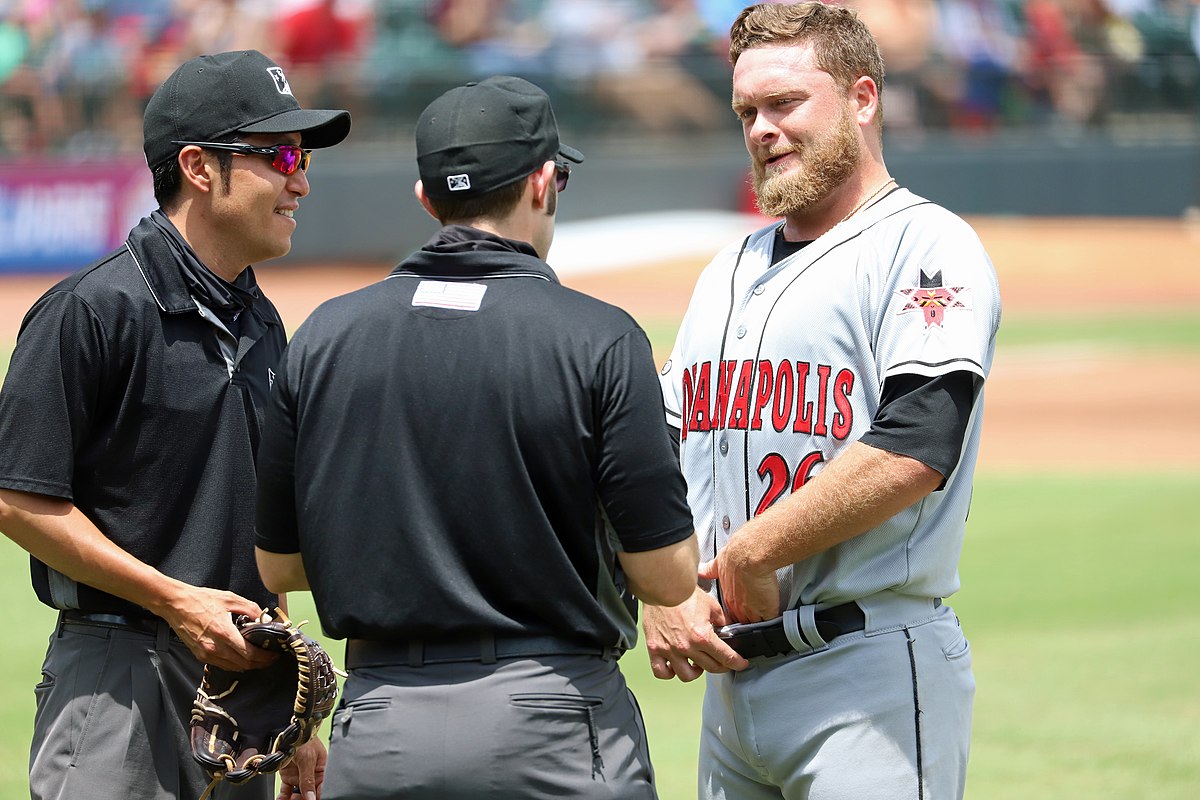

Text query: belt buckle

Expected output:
[716,618,788,659]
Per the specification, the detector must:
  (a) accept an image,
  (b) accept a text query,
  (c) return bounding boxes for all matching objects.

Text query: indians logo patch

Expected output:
[895,270,970,328]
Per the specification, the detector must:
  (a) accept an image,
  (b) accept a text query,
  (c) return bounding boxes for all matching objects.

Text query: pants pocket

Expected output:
[508,693,608,779]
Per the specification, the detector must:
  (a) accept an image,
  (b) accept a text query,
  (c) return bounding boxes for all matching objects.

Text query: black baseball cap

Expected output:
[416,76,583,200]
[143,50,352,169]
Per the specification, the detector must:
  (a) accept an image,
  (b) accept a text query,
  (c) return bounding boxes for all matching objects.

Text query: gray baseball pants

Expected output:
[700,597,974,800]
[29,617,270,800]
[323,652,658,799]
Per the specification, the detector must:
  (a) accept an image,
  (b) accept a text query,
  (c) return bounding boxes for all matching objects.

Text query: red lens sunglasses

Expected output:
[172,141,311,175]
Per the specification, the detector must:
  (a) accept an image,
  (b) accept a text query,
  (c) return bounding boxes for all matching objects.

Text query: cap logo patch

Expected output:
[266,67,293,96]
[447,174,471,192]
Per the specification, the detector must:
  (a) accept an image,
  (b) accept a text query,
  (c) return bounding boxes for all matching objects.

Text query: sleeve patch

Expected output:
[895,270,972,329]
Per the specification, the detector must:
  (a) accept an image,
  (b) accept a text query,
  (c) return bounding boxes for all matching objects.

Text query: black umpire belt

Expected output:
[345,633,622,669]
[58,609,179,640]
[718,602,865,659]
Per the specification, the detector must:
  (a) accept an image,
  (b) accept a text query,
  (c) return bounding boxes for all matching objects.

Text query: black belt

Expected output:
[717,602,866,659]
[346,634,621,669]
[59,610,178,640]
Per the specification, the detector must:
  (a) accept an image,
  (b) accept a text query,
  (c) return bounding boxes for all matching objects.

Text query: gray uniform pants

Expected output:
[29,617,271,800]
[323,653,657,799]
[700,598,974,800]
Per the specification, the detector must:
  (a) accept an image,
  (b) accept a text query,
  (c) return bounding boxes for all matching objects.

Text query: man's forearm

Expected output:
[0,487,187,615]
[727,441,943,574]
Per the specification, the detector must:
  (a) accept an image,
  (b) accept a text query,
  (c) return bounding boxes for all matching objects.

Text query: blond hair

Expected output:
[729,2,885,95]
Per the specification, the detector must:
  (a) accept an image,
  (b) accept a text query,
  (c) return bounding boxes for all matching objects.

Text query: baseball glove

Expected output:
[190,608,342,800]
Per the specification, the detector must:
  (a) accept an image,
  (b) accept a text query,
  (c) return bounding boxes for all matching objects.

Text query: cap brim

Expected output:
[239,108,352,149]
[558,143,584,164]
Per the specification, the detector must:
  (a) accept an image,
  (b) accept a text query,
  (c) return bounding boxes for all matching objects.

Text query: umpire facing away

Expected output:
[0,51,350,799]
[254,75,700,799]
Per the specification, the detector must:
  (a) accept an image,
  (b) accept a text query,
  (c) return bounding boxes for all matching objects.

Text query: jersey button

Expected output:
[722,516,731,530]
[736,326,746,338]
[753,284,765,295]
[719,439,728,455]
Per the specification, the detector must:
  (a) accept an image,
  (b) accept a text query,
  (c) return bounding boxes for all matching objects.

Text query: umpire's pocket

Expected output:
[507,693,607,778]
[332,696,391,737]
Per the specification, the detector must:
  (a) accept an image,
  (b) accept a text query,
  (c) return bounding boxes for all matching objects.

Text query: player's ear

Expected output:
[413,180,440,221]
[530,161,556,212]
[177,145,214,194]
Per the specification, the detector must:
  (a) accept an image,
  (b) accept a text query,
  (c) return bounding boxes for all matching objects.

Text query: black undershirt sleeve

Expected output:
[859,371,982,486]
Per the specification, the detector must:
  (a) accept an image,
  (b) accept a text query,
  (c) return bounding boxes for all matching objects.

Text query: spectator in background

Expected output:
[538,0,724,132]
[43,0,137,151]
[931,0,1025,132]
[1021,0,1107,129]
[277,0,365,110]
[848,0,940,134]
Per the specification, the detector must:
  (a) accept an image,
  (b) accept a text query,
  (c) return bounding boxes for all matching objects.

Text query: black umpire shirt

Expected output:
[255,226,694,650]
[0,214,284,617]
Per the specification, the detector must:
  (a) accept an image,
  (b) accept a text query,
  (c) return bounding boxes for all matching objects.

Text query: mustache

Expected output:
[759,144,801,166]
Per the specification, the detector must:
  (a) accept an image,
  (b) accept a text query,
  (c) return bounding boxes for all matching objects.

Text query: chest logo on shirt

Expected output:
[268,367,275,392]
[679,359,855,442]
[896,270,971,328]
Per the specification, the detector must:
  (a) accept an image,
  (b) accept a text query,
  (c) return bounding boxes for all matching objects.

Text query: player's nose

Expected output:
[287,165,310,198]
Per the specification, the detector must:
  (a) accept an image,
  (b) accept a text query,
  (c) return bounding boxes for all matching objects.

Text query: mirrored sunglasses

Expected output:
[172,141,312,175]
[554,160,571,193]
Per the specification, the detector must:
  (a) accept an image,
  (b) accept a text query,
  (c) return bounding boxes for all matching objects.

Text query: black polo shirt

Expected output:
[0,215,284,616]
[255,227,694,650]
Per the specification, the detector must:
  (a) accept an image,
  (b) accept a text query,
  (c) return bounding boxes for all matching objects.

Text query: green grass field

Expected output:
[2,475,1197,798]
[0,307,1197,798]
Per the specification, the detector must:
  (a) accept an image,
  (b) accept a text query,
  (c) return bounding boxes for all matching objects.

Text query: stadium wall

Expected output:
[2,132,1197,274]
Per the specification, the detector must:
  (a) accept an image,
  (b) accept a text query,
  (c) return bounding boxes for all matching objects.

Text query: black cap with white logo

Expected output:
[415,75,583,200]
[143,50,352,169]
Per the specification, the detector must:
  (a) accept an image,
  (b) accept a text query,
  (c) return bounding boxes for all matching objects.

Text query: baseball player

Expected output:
[645,4,1001,800]
[0,51,349,800]
[254,76,700,799]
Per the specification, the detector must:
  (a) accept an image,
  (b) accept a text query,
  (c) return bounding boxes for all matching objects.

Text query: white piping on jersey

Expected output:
[128,242,167,313]
[386,271,552,282]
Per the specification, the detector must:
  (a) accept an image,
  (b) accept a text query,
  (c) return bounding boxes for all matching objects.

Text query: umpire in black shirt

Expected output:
[255,75,699,799]
[0,51,349,799]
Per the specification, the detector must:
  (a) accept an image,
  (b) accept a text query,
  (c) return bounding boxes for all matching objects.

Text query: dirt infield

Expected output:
[3,217,1198,472]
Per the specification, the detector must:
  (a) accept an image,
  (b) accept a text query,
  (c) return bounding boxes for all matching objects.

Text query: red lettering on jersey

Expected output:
[680,365,695,441]
[727,359,755,430]
[813,364,831,436]
[750,359,774,430]
[690,362,713,433]
[754,453,788,516]
[772,360,794,433]
[792,450,825,490]
[831,369,855,440]
[714,360,738,431]
[793,361,814,434]
[755,449,825,516]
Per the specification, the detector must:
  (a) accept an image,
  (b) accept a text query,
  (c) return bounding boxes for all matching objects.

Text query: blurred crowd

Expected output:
[2,0,1199,157]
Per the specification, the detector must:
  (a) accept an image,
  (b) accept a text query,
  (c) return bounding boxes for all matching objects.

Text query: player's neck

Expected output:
[780,173,896,243]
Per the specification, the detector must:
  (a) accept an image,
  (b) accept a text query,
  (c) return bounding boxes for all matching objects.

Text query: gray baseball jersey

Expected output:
[659,188,1002,612]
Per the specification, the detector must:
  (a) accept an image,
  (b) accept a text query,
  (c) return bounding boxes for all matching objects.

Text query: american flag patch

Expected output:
[412,280,487,311]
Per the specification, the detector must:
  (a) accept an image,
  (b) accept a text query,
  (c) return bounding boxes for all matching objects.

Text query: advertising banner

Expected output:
[0,160,154,274]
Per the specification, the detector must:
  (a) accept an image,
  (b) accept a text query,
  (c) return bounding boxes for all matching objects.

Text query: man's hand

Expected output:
[698,533,780,624]
[277,738,327,800]
[644,586,750,681]
[157,586,276,671]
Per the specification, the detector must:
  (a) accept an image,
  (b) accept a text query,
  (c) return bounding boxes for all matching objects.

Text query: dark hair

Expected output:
[425,175,529,224]
[152,133,238,210]
[729,2,885,96]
